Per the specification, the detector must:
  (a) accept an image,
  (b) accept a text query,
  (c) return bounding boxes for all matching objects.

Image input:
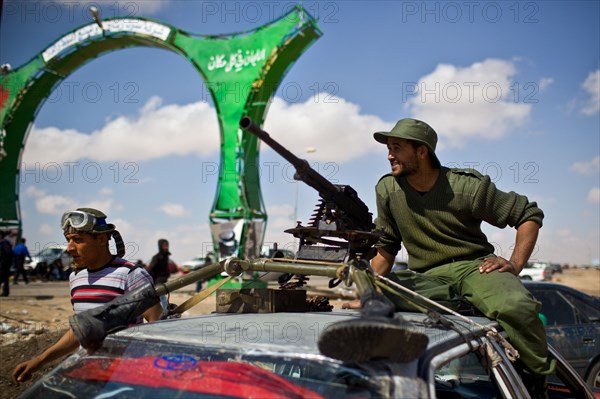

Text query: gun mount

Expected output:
[239,117,382,263]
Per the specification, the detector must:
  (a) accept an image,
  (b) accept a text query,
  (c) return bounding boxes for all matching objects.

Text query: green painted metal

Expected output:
[0,7,321,256]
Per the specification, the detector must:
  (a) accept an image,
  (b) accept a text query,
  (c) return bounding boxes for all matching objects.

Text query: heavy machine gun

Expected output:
[69,117,430,364]
[239,116,381,263]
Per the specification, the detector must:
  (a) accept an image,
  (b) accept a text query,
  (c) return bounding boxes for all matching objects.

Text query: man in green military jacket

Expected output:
[371,118,552,398]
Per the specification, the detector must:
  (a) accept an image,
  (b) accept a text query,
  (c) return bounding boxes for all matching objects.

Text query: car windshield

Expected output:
[21,337,404,398]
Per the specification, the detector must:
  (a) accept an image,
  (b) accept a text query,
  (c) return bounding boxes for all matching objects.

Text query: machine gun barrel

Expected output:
[240,116,339,198]
[155,261,223,296]
[240,117,373,231]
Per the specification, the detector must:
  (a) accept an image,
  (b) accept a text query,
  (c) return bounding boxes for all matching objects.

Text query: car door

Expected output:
[530,287,593,374]
[430,337,528,398]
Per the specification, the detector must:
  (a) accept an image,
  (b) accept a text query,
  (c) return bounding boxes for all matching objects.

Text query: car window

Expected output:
[434,351,501,399]
[560,292,600,323]
[530,289,577,326]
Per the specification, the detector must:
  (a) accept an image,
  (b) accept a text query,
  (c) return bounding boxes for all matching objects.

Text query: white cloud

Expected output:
[23,96,220,164]
[405,58,532,148]
[24,95,387,165]
[39,224,54,236]
[25,186,79,214]
[264,96,386,162]
[570,156,600,175]
[112,218,213,263]
[267,204,294,218]
[23,186,114,215]
[159,203,189,217]
[587,188,600,204]
[538,77,554,91]
[581,69,600,115]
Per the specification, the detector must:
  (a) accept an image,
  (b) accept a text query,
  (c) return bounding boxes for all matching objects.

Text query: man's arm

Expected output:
[479,220,540,276]
[371,248,396,275]
[12,328,80,383]
[342,248,396,310]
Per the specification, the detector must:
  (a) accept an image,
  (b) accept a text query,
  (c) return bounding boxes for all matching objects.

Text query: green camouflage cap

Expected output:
[373,118,440,167]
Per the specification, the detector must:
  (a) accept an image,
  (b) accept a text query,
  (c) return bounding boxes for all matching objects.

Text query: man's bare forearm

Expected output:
[371,248,395,275]
[510,220,541,273]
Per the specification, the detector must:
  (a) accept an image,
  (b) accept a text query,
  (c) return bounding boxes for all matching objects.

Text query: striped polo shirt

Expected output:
[70,256,154,322]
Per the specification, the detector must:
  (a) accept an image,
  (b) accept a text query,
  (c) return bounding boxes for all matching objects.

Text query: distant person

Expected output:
[148,238,171,315]
[0,230,14,296]
[13,237,32,284]
[134,259,146,269]
[12,208,162,383]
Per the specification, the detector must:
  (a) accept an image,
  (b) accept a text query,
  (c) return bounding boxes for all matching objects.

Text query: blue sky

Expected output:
[1,1,598,267]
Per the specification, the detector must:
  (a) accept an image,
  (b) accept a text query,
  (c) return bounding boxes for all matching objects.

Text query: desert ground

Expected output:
[1,268,598,398]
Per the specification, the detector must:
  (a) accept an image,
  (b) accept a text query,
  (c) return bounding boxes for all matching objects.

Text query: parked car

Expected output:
[180,254,217,274]
[531,261,563,276]
[26,245,73,280]
[520,261,551,281]
[256,247,296,282]
[180,257,206,274]
[544,262,563,275]
[19,310,596,398]
[524,281,600,388]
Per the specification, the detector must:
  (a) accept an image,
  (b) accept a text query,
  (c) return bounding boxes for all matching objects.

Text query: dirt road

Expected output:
[1,268,598,398]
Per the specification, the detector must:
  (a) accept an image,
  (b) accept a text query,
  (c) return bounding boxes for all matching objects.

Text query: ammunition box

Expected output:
[216,288,307,313]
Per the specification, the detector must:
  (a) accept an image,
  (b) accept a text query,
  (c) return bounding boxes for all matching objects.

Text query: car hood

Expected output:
[115,311,498,356]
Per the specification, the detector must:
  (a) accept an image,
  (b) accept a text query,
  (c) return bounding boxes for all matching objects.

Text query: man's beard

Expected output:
[391,158,419,177]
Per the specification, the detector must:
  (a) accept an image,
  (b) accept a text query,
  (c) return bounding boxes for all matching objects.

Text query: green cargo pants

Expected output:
[384,257,552,375]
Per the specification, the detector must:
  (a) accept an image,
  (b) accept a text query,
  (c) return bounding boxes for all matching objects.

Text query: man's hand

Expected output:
[12,357,41,383]
[341,299,362,309]
[479,256,520,276]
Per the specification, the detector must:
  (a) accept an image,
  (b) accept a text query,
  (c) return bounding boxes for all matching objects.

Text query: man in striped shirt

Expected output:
[13,208,162,383]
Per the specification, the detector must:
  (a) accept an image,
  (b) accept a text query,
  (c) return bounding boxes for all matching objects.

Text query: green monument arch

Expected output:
[0,6,321,259]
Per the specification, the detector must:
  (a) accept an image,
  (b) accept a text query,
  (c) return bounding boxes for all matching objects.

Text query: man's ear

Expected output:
[417,144,429,160]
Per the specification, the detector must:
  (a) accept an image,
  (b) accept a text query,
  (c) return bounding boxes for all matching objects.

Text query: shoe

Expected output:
[318,315,428,363]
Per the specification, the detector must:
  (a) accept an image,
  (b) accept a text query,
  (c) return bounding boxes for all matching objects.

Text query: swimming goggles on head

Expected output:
[60,210,107,232]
